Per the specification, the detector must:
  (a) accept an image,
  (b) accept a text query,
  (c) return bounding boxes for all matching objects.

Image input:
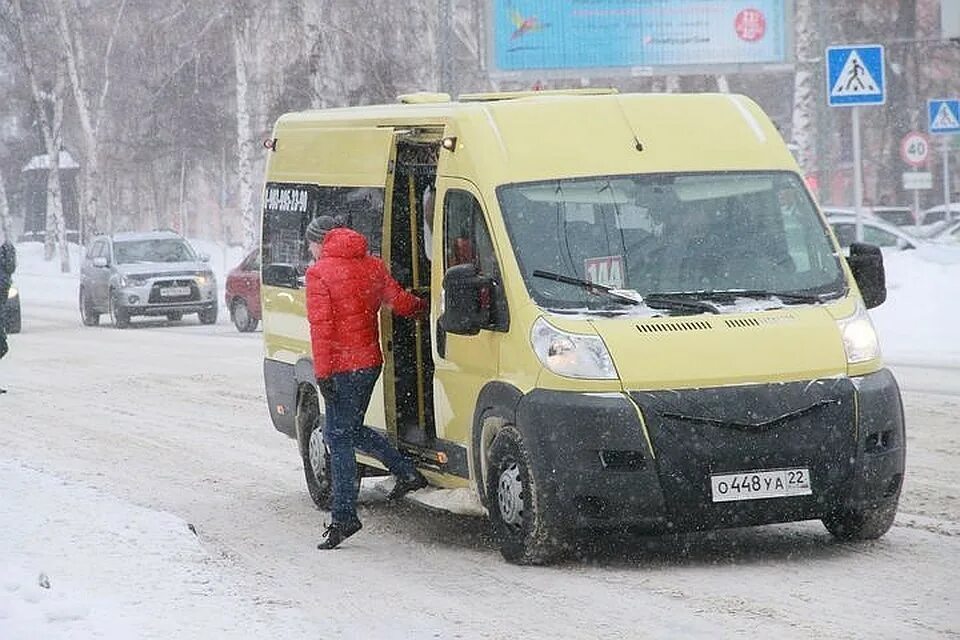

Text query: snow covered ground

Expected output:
[1,240,959,639]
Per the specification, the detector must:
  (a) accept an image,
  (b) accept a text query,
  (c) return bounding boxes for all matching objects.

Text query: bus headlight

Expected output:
[837,302,881,364]
[531,317,617,379]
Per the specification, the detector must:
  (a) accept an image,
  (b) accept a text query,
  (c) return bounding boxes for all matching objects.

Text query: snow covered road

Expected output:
[2,296,958,639]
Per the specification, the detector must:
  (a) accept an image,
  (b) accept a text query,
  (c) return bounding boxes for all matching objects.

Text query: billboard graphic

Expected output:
[491,0,789,74]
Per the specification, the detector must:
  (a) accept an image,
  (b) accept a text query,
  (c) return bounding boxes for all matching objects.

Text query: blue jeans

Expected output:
[318,366,416,523]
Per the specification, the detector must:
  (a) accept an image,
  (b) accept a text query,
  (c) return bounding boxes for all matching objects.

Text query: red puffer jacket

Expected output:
[306,228,426,379]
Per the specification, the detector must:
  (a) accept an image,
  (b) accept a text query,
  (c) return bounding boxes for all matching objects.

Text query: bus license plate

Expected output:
[710,468,812,502]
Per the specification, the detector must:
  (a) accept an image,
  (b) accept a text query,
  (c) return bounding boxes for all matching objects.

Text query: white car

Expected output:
[828,214,960,265]
[870,206,915,227]
[824,205,949,238]
[918,202,960,228]
[927,219,960,245]
[827,214,921,251]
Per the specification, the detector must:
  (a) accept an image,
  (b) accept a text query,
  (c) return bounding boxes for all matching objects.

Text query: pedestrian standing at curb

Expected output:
[305,215,429,550]
[0,239,16,394]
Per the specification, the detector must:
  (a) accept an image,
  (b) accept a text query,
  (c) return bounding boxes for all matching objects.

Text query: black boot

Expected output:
[386,471,428,501]
[317,518,362,550]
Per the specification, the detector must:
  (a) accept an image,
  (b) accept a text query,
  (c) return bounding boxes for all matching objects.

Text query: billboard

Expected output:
[489,0,790,77]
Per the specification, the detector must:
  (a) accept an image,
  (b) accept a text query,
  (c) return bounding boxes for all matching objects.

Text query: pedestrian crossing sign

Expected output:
[826,45,886,107]
[928,99,960,135]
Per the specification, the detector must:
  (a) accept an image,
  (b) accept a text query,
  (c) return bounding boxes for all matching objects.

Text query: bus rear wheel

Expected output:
[297,387,361,510]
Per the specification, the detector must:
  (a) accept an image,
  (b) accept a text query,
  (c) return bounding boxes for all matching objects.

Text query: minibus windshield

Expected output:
[497,172,846,311]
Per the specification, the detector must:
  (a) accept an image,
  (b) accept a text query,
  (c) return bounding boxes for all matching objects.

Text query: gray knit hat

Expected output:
[305,215,338,243]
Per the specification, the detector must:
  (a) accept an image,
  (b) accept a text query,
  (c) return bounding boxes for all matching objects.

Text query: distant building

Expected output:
[20,150,80,242]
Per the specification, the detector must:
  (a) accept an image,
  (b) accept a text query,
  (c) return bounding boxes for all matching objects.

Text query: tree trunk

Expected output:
[791,0,816,177]
[233,18,257,251]
[303,0,345,108]
[55,0,127,247]
[11,0,70,270]
[44,153,69,272]
[884,0,917,206]
[0,171,12,244]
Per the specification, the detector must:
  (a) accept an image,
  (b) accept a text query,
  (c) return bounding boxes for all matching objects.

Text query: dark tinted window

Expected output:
[873,209,914,226]
[261,183,384,287]
[90,240,107,260]
[243,251,260,272]
[443,189,507,330]
[862,225,902,248]
[831,223,856,248]
[114,239,195,264]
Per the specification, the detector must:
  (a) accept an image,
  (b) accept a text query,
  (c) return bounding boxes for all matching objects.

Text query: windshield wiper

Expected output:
[641,293,721,314]
[532,270,639,305]
[663,289,824,305]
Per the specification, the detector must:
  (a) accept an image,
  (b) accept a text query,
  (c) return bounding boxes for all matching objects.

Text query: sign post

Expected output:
[826,45,886,241]
[928,99,960,215]
[900,131,930,226]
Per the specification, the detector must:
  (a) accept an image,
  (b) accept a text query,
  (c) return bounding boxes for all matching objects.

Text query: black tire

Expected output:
[198,303,218,325]
[231,299,258,332]
[296,387,361,510]
[166,312,183,322]
[109,291,130,329]
[486,427,563,565]
[79,288,100,327]
[822,501,898,540]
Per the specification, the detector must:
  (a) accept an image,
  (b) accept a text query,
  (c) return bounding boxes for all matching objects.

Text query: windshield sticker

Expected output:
[584,255,624,288]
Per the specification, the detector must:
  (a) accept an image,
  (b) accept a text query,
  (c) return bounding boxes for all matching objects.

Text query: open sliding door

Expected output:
[261,125,396,434]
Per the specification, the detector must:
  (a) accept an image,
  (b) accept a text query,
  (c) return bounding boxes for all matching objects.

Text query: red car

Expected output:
[225,249,261,332]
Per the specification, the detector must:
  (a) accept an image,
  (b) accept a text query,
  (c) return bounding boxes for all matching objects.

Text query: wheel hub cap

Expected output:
[309,428,326,479]
[497,462,524,527]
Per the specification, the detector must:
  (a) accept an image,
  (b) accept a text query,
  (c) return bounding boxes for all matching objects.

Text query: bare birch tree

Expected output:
[790,0,816,177]
[0,170,11,243]
[54,0,127,246]
[11,0,70,271]
[232,5,257,251]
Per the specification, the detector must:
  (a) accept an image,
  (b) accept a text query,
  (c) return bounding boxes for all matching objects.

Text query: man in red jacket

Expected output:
[305,215,428,549]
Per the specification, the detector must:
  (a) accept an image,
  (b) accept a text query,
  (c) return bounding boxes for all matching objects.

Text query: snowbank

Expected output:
[0,459,312,639]
[869,250,960,366]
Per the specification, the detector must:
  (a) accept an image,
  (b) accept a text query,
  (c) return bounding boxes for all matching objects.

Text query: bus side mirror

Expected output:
[847,242,886,309]
[262,263,301,289]
[439,263,491,336]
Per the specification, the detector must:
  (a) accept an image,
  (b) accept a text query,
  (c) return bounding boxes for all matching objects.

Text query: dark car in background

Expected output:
[225,249,260,332]
[79,230,218,328]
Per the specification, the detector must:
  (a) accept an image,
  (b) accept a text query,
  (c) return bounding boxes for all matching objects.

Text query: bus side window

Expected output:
[442,189,508,331]
[444,191,480,269]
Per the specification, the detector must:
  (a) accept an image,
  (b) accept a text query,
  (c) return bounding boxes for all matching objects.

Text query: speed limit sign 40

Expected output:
[900,132,929,167]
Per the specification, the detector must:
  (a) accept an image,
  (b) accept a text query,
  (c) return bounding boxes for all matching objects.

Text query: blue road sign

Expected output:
[826,45,886,107]
[928,99,960,135]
